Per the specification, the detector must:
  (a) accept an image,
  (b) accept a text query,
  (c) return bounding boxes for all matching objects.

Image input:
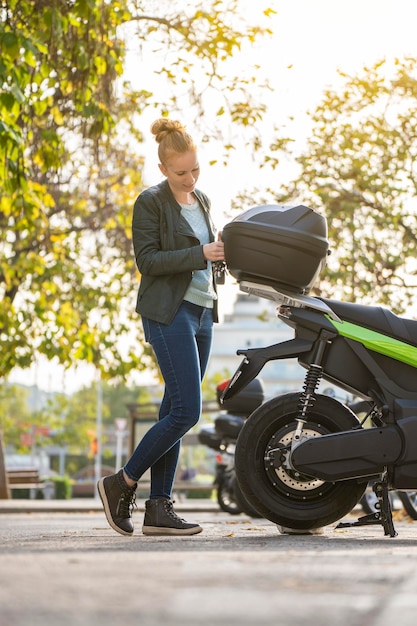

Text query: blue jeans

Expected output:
[124,301,213,499]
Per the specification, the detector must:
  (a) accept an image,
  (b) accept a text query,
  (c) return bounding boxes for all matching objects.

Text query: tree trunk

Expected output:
[0,431,11,499]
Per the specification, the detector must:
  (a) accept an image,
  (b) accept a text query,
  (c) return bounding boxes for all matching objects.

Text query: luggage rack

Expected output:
[239,281,342,322]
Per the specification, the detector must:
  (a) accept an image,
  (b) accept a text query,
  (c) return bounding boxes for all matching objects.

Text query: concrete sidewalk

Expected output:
[1,504,417,626]
[0,496,219,514]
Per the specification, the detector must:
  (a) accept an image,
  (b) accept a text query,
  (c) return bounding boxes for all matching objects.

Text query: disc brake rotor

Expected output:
[265,423,327,492]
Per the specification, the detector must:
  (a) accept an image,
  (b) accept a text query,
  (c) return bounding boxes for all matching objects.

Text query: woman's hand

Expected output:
[203,240,225,262]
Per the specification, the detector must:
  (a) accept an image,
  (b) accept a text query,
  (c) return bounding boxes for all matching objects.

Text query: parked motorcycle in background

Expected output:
[198,378,264,516]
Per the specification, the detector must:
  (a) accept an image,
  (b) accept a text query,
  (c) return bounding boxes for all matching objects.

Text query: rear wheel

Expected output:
[398,491,417,520]
[235,392,366,531]
[232,476,262,518]
[216,475,241,515]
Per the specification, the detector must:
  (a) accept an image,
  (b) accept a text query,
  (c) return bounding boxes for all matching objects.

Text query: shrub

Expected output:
[51,475,72,499]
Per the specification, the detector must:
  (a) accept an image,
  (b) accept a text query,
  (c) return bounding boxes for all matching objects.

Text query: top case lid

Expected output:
[228,204,328,246]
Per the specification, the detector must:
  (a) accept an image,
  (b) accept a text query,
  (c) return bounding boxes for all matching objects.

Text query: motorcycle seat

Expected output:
[319,298,417,347]
[215,414,245,439]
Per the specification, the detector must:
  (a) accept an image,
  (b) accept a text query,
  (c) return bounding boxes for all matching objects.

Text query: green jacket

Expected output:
[132,179,219,324]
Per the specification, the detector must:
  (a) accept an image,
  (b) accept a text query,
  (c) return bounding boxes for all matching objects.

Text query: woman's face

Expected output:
[159,150,200,197]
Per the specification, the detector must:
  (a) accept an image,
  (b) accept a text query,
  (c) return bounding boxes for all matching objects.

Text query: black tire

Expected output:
[398,491,417,520]
[235,392,367,531]
[216,476,242,515]
[232,476,263,518]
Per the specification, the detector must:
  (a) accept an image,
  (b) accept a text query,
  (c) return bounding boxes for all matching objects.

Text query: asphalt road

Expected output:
[1,503,417,626]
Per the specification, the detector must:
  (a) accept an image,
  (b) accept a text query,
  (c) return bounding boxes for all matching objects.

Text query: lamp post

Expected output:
[114,418,127,471]
[94,371,103,499]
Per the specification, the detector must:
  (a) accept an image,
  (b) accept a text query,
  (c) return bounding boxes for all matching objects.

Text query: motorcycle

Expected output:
[220,203,417,537]
[198,378,264,516]
[351,400,417,519]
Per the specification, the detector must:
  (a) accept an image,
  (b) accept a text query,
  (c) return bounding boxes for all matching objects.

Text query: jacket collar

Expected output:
[157,179,215,241]
[158,179,209,214]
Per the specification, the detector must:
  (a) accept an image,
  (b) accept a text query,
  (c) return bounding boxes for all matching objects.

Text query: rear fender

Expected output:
[221,337,313,402]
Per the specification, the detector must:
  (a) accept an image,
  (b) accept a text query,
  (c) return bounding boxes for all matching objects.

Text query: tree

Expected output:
[0,0,276,383]
[245,57,417,313]
[0,379,157,458]
[0,383,31,448]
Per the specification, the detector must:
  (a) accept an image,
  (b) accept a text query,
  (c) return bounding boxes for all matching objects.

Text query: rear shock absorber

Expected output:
[291,365,323,448]
[297,364,323,420]
[292,330,334,445]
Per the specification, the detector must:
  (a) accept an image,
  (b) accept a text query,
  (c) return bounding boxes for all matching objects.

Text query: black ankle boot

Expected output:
[142,498,202,536]
[97,469,137,536]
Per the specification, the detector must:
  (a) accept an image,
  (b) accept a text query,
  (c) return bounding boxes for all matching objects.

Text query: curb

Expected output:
[0,498,220,515]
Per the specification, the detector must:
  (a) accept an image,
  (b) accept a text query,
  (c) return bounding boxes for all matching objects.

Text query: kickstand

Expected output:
[336,479,398,537]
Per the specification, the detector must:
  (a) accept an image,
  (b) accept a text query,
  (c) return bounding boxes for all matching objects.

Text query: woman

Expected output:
[98,118,224,536]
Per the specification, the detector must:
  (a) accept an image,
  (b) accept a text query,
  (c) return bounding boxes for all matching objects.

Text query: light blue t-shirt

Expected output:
[180,202,217,309]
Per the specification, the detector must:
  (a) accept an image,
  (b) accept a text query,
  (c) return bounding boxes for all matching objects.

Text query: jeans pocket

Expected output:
[142,316,163,344]
[142,316,151,343]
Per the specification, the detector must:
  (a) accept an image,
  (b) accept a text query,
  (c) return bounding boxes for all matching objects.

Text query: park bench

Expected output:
[6,468,45,499]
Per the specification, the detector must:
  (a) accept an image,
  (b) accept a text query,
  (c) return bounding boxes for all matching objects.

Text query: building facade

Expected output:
[207,291,305,400]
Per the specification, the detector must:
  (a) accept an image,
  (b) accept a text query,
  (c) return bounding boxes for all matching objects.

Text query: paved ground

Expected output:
[1,499,417,626]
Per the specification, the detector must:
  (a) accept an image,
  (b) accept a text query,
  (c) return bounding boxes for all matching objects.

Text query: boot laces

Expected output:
[117,486,137,518]
[163,499,185,522]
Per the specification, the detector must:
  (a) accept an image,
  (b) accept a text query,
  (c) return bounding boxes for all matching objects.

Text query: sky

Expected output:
[8,0,417,394]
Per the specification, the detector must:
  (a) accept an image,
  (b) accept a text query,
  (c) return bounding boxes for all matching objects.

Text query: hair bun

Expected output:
[151,118,186,143]
[150,118,195,162]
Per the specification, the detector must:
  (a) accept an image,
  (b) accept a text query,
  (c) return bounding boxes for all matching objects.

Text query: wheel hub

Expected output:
[265,423,327,492]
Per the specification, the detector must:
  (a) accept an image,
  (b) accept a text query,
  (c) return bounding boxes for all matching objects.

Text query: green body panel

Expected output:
[328,318,417,368]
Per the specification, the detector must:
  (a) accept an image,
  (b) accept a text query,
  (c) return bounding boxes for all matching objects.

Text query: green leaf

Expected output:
[1,32,20,59]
